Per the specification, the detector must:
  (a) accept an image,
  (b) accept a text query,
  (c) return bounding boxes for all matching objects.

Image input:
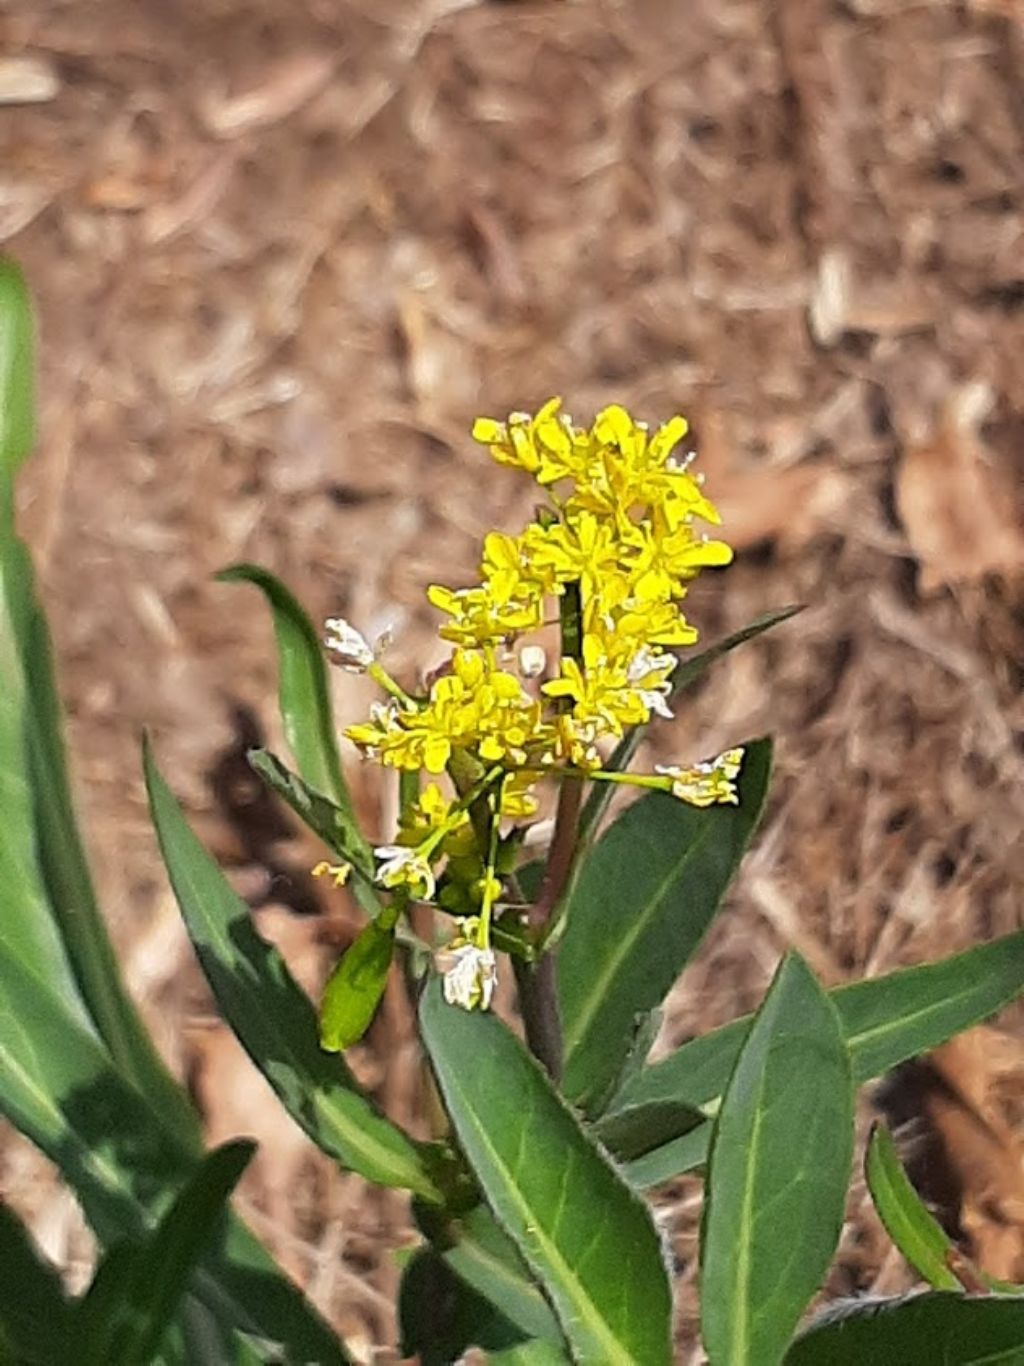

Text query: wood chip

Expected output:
[0,55,60,105]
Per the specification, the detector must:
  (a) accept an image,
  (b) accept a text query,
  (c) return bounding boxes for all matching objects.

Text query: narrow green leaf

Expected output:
[0,260,198,1148]
[420,980,672,1365]
[8,531,200,1149]
[0,936,349,1362]
[489,1342,572,1365]
[0,257,34,472]
[785,1292,1024,1365]
[144,737,441,1202]
[701,953,854,1366]
[0,1202,72,1364]
[74,1141,255,1366]
[216,565,360,830]
[865,1124,961,1291]
[319,913,396,1051]
[231,1330,280,1365]
[622,1124,712,1189]
[0,533,85,1019]
[590,1100,704,1162]
[611,928,1024,1131]
[399,1246,529,1363]
[578,607,800,844]
[559,737,772,1112]
[247,748,378,914]
[441,1206,563,1347]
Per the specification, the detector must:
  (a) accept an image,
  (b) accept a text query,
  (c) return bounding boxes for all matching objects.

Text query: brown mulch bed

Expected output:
[2,0,1023,1357]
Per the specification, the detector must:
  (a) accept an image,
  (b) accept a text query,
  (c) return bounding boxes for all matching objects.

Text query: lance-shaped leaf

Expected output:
[319,911,396,1051]
[248,748,378,915]
[622,1125,713,1190]
[216,565,364,842]
[0,264,199,1148]
[420,980,672,1365]
[0,1201,73,1364]
[0,533,85,1021]
[608,927,1024,1188]
[785,1292,1024,1364]
[399,1246,534,1364]
[701,953,854,1366]
[0,257,34,473]
[144,738,441,1202]
[865,1124,963,1292]
[73,1141,255,1366]
[440,1205,563,1347]
[578,607,800,844]
[0,936,349,1362]
[558,737,771,1112]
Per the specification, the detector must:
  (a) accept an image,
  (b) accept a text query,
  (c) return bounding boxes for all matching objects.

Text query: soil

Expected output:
[2,0,1023,1359]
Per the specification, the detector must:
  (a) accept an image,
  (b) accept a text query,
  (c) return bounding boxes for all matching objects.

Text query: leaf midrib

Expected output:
[442,1064,639,1365]
[151,771,436,1200]
[563,818,715,1062]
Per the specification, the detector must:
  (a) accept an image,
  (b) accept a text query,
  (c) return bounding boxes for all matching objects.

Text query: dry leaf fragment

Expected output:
[0,56,60,105]
[924,1029,1024,1282]
[895,384,1024,593]
[199,53,336,139]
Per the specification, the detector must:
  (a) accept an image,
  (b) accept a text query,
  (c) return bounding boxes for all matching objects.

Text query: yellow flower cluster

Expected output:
[330,400,744,1003]
[345,399,732,795]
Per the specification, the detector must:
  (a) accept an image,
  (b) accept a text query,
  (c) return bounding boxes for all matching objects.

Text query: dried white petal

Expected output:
[324,617,374,671]
[519,644,547,678]
[442,944,498,1011]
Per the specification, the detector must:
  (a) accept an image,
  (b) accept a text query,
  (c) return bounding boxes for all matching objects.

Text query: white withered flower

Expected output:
[373,844,436,900]
[627,645,677,720]
[656,746,744,807]
[441,943,498,1011]
[324,617,375,672]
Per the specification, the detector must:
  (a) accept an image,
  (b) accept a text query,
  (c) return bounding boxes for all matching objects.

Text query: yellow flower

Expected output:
[543,631,674,735]
[626,521,734,599]
[398,782,473,855]
[656,747,744,807]
[499,768,542,819]
[472,397,588,486]
[427,582,543,648]
[525,510,623,602]
[311,860,352,887]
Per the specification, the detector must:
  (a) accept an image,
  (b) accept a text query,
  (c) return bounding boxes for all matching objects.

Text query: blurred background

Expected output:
[2,0,1023,1358]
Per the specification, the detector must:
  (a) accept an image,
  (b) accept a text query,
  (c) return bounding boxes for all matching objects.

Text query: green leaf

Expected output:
[590,1099,704,1162]
[865,1124,961,1292]
[0,525,85,1021]
[420,980,672,1365]
[610,927,1024,1173]
[621,1125,713,1190]
[440,1206,563,1347]
[578,607,800,844]
[73,1141,255,1366]
[0,936,349,1362]
[144,737,442,1202]
[558,737,772,1112]
[700,953,854,1366]
[0,259,198,1149]
[247,748,378,914]
[8,530,200,1150]
[216,564,361,831]
[0,1201,72,1364]
[0,257,34,473]
[319,912,396,1051]
[489,1342,572,1365]
[398,1246,529,1363]
[785,1292,1024,1365]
